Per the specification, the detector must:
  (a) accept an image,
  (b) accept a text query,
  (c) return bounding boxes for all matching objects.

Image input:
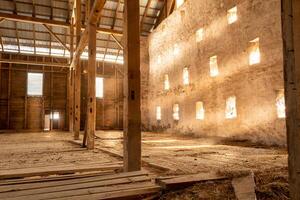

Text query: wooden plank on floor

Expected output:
[0,162,122,180]
[0,170,114,186]
[2,181,157,200]
[61,185,161,200]
[156,173,227,190]
[0,176,150,198]
[0,171,147,193]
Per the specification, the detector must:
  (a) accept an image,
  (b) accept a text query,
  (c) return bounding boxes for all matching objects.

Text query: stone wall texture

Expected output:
[143,0,286,146]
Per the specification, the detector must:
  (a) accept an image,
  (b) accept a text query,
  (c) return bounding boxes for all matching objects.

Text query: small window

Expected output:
[276,90,286,119]
[183,67,189,85]
[196,101,205,120]
[27,72,43,96]
[225,96,237,119]
[164,74,170,90]
[174,44,180,55]
[176,0,185,8]
[196,28,204,42]
[156,106,162,121]
[96,77,104,98]
[249,38,260,65]
[210,56,219,77]
[227,6,238,24]
[173,104,180,121]
[51,112,60,120]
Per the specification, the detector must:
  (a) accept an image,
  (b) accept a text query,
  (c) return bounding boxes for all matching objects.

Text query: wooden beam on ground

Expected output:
[0,58,69,67]
[123,0,142,172]
[43,24,70,52]
[156,173,227,190]
[0,162,122,180]
[282,0,300,199]
[74,0,82,140]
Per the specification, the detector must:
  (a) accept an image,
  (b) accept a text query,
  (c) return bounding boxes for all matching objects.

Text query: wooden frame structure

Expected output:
[282,0,300,199]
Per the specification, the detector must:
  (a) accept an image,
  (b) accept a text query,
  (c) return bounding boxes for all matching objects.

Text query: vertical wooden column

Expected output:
[74,0,82,139]
[123,0,141,172]
[7,56,11,129]
[282,0,300,199]
[68,20,75,132]
[85,0,97,149]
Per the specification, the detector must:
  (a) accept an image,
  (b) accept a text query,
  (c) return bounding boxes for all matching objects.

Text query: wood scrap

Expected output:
[232,172,257,200]
[156,172,227,190]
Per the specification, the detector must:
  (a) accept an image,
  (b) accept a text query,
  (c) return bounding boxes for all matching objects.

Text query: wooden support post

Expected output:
[74,0,82,140]
[123,0,141,172]
[85,21,96,149]
[282,0,300,199]
[7,56,11,129]
[68,20,75,132]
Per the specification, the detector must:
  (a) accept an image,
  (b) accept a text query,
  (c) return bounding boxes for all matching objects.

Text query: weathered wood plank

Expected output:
[0,176,150,198]
[156,173,227,190]
[0,163,122,180]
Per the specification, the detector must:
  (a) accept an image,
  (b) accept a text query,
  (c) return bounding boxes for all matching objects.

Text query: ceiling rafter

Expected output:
[70,0,106,69]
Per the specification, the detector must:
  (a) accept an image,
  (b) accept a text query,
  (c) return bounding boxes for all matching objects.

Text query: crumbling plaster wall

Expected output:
[145,0,286,145]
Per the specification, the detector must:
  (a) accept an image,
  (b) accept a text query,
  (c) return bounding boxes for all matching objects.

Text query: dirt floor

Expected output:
[0,131,289,199]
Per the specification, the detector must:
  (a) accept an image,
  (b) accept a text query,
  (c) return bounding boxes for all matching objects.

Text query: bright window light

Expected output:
[52,112,60,120]
[210,56,219,77]
[174,44,180,55]
[96,77,104,98]
[183,67,189,85]
[176,0,185,8]
[196,28,204,42]
[173,104,180,121]
[196,101,205,120]
[276,90,286,119]
[249,38,260,65]
[27,73,43,96]
[227,6,238,24]
[225,96,237,119]
[164,74,170,90]
[156,106,162,121]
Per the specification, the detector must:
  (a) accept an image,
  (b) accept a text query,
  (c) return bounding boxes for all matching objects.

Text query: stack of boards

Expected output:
[0,162,160,200]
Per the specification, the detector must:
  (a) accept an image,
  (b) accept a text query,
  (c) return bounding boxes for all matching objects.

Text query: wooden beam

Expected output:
[74,0,82,140]
[70,0,106,69]
[68,18,75,132]
[0,12,122,35]
[0,12,69,28]
[0,18,5,24]
[0,58,69,67]
[111,34,123,50]
[140,0,152,31]
[43,24,70,52]
[282,0,300,199]
[85,0,98,150]
[123,0,141,172]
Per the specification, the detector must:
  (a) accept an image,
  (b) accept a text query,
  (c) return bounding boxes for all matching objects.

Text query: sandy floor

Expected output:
[0,130,289,199]
[96,131,287,175]
[0,131,119,170]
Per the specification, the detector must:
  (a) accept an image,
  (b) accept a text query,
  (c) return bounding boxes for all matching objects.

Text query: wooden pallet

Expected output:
[0,171,161,200]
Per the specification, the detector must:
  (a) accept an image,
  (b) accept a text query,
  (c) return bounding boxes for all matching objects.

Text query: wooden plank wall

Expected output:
[0,53,124,131]
[81,60,123,130]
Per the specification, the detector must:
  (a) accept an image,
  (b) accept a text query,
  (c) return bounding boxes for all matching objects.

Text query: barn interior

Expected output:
[0,0,299,199]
